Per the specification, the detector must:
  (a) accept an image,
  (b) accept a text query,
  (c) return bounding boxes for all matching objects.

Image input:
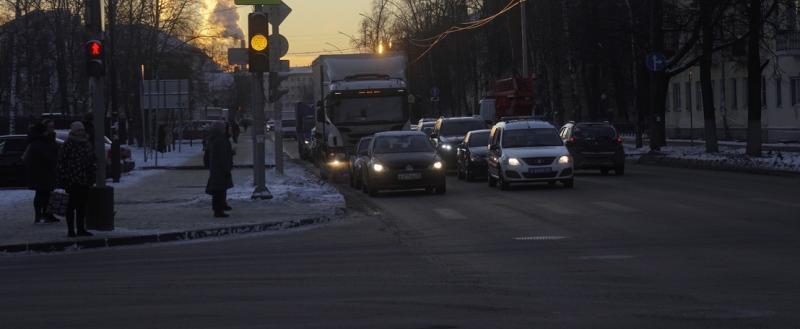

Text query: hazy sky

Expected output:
[205,0,372,67]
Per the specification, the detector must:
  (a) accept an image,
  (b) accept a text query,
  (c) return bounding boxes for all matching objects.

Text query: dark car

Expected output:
[348,136,373,190]
[361,131,446,196]
[456,129,490,181]
[559,121,625,175]
[430,117,487,169]
[416,120,435,137]
[0,135,30,187]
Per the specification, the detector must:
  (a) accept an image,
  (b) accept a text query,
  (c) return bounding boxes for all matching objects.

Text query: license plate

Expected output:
[529,167,552,174]
[398,173,422,181]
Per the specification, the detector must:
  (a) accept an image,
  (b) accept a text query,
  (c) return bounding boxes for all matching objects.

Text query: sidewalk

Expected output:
[0,137,345,252]
[623,142,800,175]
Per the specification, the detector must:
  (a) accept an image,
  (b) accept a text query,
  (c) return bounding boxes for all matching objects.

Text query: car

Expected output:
[486,119,574,190]
[456,129,490,181]
[361,131,446,196]
[416,121,435,136]
[55,130,135,173]
[348,136,373,190]
[0,135,30,187]
[559,121,625,175]
[429,117,487,169]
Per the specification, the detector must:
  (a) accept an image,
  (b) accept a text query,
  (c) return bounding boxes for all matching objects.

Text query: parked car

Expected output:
[487,118,574,190]
[430,117,487,169]
[456,129,491,181]
[559,121,625,175]
[0,135,30,187]
[362,131,446,196]
[55,130,135,173]
[348,136,373,190]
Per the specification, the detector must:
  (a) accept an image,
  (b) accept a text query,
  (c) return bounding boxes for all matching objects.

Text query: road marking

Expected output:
[576,254,635,260]
[750,198,800,208]
[433,208,467,220]
[592,201,638,213]
[513,236,567,241]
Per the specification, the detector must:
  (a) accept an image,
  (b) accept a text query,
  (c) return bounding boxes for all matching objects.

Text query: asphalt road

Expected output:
[1,145,798,328]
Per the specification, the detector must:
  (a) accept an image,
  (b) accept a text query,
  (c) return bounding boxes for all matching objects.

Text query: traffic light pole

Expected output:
[272,24,284,175]
[251,4,271,199]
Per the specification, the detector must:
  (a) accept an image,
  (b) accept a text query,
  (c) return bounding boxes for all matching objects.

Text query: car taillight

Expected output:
[568,136,577,143]
[615,136,623,144]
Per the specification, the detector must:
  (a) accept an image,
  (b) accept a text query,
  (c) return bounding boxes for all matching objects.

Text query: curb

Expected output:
[636,153,800,177]
[140,164,276,170]
[0,216,333,254]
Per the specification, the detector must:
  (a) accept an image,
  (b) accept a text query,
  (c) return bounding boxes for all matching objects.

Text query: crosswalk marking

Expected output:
[592,201,638,213]
[433,208,467,220]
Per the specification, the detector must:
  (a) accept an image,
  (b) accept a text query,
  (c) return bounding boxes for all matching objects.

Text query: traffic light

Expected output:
[86,39,105,77]
[248,12,269,72]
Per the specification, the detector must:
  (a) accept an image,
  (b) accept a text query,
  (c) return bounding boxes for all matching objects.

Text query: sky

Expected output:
[203,0,371,67]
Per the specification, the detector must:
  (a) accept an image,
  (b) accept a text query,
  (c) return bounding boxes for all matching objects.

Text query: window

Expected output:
[731,78,738,110]
[776,77,783,107]
[695,82,702,111]
[791,77,800,105]
[672,83,681,112]
[685,82,692,112]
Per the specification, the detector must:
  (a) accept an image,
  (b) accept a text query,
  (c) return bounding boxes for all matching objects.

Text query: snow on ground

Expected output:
[110,142,204,188]
[0,189,34,207]
[227,161,345,206]
[624,144,800,173]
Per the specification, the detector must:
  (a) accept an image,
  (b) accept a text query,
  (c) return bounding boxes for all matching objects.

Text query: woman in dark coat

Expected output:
[57,122,96,237]
[25,121,59,223]
[205,122,234,218]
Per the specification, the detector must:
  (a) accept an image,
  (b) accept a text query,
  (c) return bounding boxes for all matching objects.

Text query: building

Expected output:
[665,5,800,143]
[270,67,313,121]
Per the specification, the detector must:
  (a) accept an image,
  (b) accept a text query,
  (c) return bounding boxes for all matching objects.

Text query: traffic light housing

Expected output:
[248,12,269,73]
[86,39,105,77]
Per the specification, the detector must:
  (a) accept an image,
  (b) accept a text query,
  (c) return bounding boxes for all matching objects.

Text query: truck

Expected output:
[311,53,410,179]
[484,76,535,124]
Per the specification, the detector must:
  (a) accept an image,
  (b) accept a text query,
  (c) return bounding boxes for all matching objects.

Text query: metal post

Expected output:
[251,3,271,199]
[272,24,284,175]
[689,71,694,146]
[141,65,147,163]
[93,77,106,187]
[521,0,528,77]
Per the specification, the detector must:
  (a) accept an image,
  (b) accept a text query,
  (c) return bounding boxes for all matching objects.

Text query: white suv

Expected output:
[486,119,574,189]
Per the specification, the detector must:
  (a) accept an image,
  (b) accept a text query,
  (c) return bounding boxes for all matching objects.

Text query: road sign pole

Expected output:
[272,23,284,175]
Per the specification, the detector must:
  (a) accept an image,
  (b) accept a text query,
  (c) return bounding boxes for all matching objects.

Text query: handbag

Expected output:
[46,190,69,217]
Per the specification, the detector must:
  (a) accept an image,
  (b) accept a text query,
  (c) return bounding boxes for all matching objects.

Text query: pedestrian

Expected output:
[82,113,95,146]
[24,121,59,223]
[231,120,241,144]
[57,122,96,237]
[205,121,234,218]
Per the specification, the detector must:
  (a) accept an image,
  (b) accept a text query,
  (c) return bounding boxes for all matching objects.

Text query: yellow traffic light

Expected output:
[251,34,268,52]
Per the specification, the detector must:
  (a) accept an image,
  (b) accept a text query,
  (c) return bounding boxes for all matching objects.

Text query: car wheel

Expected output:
[457,164,465,180]
[367,184,379,197]
[488,171,497,187]
[615,165,625,176]
[465,166,474,182]
[563,178,574,188]
[601,168,610,175]
[426,187,435,194]
[548,181,556,187]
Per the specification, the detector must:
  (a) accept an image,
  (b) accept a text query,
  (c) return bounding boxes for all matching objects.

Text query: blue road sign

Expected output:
[430,86,440,97]
[645,52,667,72]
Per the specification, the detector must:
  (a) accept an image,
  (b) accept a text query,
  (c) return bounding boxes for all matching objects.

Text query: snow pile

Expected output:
[630,144,800,173]
[227,163,345,206]
[0,190,34,207]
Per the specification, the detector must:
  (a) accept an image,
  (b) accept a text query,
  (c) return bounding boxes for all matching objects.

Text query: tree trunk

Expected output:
[745,0,762,157]
[649,0,666,150]
[699,0,719,153]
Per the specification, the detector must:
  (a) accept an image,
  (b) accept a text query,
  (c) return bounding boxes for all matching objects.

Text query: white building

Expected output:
[666,8,800,143]
[275,67,313,120]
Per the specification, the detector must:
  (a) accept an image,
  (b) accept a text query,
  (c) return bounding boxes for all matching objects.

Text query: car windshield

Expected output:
[373,135,434,154]
[357,138,372,154]
[330,96,405,124]
[502,128,563,148]
[574,125,616,139]
[468,132,490,147]
[440,120,485,137]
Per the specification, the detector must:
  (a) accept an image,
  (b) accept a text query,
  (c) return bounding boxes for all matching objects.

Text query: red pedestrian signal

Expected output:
[86,39,105,77]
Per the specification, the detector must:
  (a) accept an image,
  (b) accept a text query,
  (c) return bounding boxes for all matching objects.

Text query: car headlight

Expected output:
[330,159,343,166]
[558,155,571,164]
[508,158,521,166]
[372,163,384,172]
[304,140,310,145]
[441,144,452,151]
[433,161,443,170]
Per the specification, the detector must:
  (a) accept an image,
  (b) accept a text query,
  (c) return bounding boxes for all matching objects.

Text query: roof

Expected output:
[374,131,427,137]
[495,120,555,130]
[467,129,491,135]
[438,116,484,122]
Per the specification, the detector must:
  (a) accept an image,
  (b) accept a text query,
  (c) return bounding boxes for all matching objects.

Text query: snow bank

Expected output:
[628,144,800,173]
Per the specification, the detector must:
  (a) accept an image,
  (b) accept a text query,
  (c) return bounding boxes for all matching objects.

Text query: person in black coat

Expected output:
[57,122,96,237]
[205,122,234,218]
[231,121,241,144]
[25,121,59,223]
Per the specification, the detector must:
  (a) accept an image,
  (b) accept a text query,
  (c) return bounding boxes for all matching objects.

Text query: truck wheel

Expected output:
[615,165,625,176]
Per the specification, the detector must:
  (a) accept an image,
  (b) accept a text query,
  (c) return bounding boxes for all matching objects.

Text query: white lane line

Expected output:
[592,201,639,213]
[576,255,636,260]
[750,198,800,208]
[433,208,467,220]
[513,236,567,241]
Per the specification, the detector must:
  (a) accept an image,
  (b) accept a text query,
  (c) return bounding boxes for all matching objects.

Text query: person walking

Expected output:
[57,122,96,237]
[205,122,234,218]
[231,120,241,144]
[24,121,59,223]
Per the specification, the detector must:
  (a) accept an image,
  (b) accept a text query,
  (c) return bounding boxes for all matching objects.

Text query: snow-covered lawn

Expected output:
[625,144,800,173]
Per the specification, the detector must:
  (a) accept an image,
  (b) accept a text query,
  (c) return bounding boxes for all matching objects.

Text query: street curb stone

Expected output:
[636,153,800,177]
[0,216,334,254]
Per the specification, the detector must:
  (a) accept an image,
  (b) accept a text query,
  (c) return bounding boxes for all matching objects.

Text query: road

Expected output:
[1,142,798,328]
